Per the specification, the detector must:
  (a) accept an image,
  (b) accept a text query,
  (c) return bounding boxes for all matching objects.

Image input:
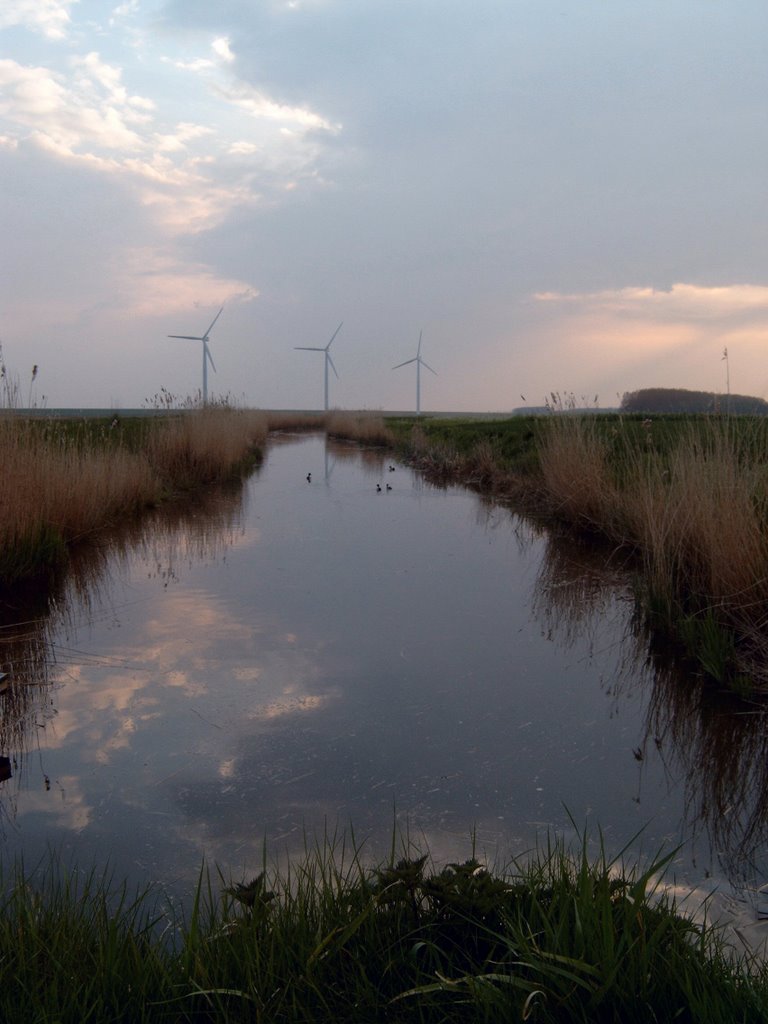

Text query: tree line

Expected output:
[620,387,768,415]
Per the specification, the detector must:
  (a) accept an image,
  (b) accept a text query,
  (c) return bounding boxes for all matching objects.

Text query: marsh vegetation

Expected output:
[1,420,768,1019]
[5,401,768,693]
[0,406,268,583]
[1,832,766,1023]
[376,410,768,694]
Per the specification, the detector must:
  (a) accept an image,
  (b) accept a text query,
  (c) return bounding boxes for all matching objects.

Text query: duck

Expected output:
[376,484,382,492]
[306,473,311,482]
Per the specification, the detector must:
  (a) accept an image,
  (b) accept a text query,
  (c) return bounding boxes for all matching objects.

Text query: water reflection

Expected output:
[643,659,768,886]
[0,478,250,837]
[527,518,768,888]
[0,435,767,906]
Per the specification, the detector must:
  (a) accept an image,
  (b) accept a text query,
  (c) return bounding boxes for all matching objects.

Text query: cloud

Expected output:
[212,37,235,64]
[228,141,259,155]
[535,283,768,321]
[154,122,215,154]
[110,247,259,317]
[0,59,249,234]
[0,57,146,152]
[110,0,139,22]
[168,57,217,73]
[0,0,76,40]
[214,81,341,134]
[521,280,768,402]
[0,22,344,244]
[165,35,235,73]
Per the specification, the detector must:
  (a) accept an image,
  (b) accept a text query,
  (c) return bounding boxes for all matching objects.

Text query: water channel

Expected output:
[2,433,768,934]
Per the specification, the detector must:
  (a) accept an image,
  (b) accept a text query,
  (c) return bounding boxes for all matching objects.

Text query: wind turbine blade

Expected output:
[392,358,417,370]
[168,334,203,340]
[327,353,339,379]
[326,321,343,349]
[417,330,423,356]
[295,346,324,352]
[206,344,217,374]
[204,306,224,338]
[421,360,437,376]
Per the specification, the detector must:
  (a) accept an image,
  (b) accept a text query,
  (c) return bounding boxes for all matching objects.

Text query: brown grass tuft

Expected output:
[325,412,394,446]
[0,409,268,582]
[537,414,768,676]
[147,408,267,487]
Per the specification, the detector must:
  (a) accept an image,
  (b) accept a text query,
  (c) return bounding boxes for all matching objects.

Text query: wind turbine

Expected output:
[168,306,223,405]
[295,322,343,411]
[393,330,436,415]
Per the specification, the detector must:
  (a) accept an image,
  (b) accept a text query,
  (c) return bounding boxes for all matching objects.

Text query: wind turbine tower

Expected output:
[393,330,436,415]
[295,322,343,411]
[168,306,223,405]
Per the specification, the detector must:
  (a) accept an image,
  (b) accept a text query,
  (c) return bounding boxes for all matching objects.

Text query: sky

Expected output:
[1,0,767,412]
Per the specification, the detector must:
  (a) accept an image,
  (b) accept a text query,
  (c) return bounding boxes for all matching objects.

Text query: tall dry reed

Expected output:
[265,410,329,432]
[0,420,158,578]
[325,411,394,446]
[146,408,267,487]
[0,408,268,582]
[537,413,620,528]
[618,424,768,608]
[537,414,768,677]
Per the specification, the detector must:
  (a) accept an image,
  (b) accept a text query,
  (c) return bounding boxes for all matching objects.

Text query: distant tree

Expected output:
[620,388,768,415]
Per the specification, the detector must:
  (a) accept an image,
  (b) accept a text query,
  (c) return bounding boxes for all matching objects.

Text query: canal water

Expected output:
[2,434,768,929]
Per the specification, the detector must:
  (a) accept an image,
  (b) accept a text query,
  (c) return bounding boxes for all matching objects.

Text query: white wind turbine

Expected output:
[295,322,343,411]
[393,330,436,415]
[168,306,223,405]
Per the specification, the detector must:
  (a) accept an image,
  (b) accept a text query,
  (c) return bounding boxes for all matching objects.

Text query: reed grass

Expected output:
[535,415,768,687]
[265,410,330,432]
[0,408,268,583]
[146,408,268,489]
[0,831,763,1022]
[326,410,395,446]
[261,410,395,445]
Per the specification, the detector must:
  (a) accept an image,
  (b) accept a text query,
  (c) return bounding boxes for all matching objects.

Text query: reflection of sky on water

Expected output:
[1,434,764,901]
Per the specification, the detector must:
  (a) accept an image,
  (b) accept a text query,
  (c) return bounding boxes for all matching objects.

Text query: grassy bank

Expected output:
[0,407,268,583]
[533,415,768,687]
[0,407,389,585]
[342,412,768,693]
[0,833,765,1023]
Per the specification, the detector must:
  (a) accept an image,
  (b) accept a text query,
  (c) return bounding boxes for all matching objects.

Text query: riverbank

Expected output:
[5,406,768,692]
[0,407,268,583]
[1,832,765,1023]
[330,411,768,696]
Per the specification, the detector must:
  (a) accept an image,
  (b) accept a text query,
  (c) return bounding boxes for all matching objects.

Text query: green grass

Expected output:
[387,415,541,476]
[386,411,768,480]
[0,832,765,1022]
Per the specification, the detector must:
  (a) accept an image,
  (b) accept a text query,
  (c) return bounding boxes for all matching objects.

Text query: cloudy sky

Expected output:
[1,0,766,411]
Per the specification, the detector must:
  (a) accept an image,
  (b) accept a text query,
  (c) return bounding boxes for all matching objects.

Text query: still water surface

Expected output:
[2,435,768,909]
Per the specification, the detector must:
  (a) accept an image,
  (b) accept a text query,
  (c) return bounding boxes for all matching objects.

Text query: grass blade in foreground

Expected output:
[0,830,766,1021]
